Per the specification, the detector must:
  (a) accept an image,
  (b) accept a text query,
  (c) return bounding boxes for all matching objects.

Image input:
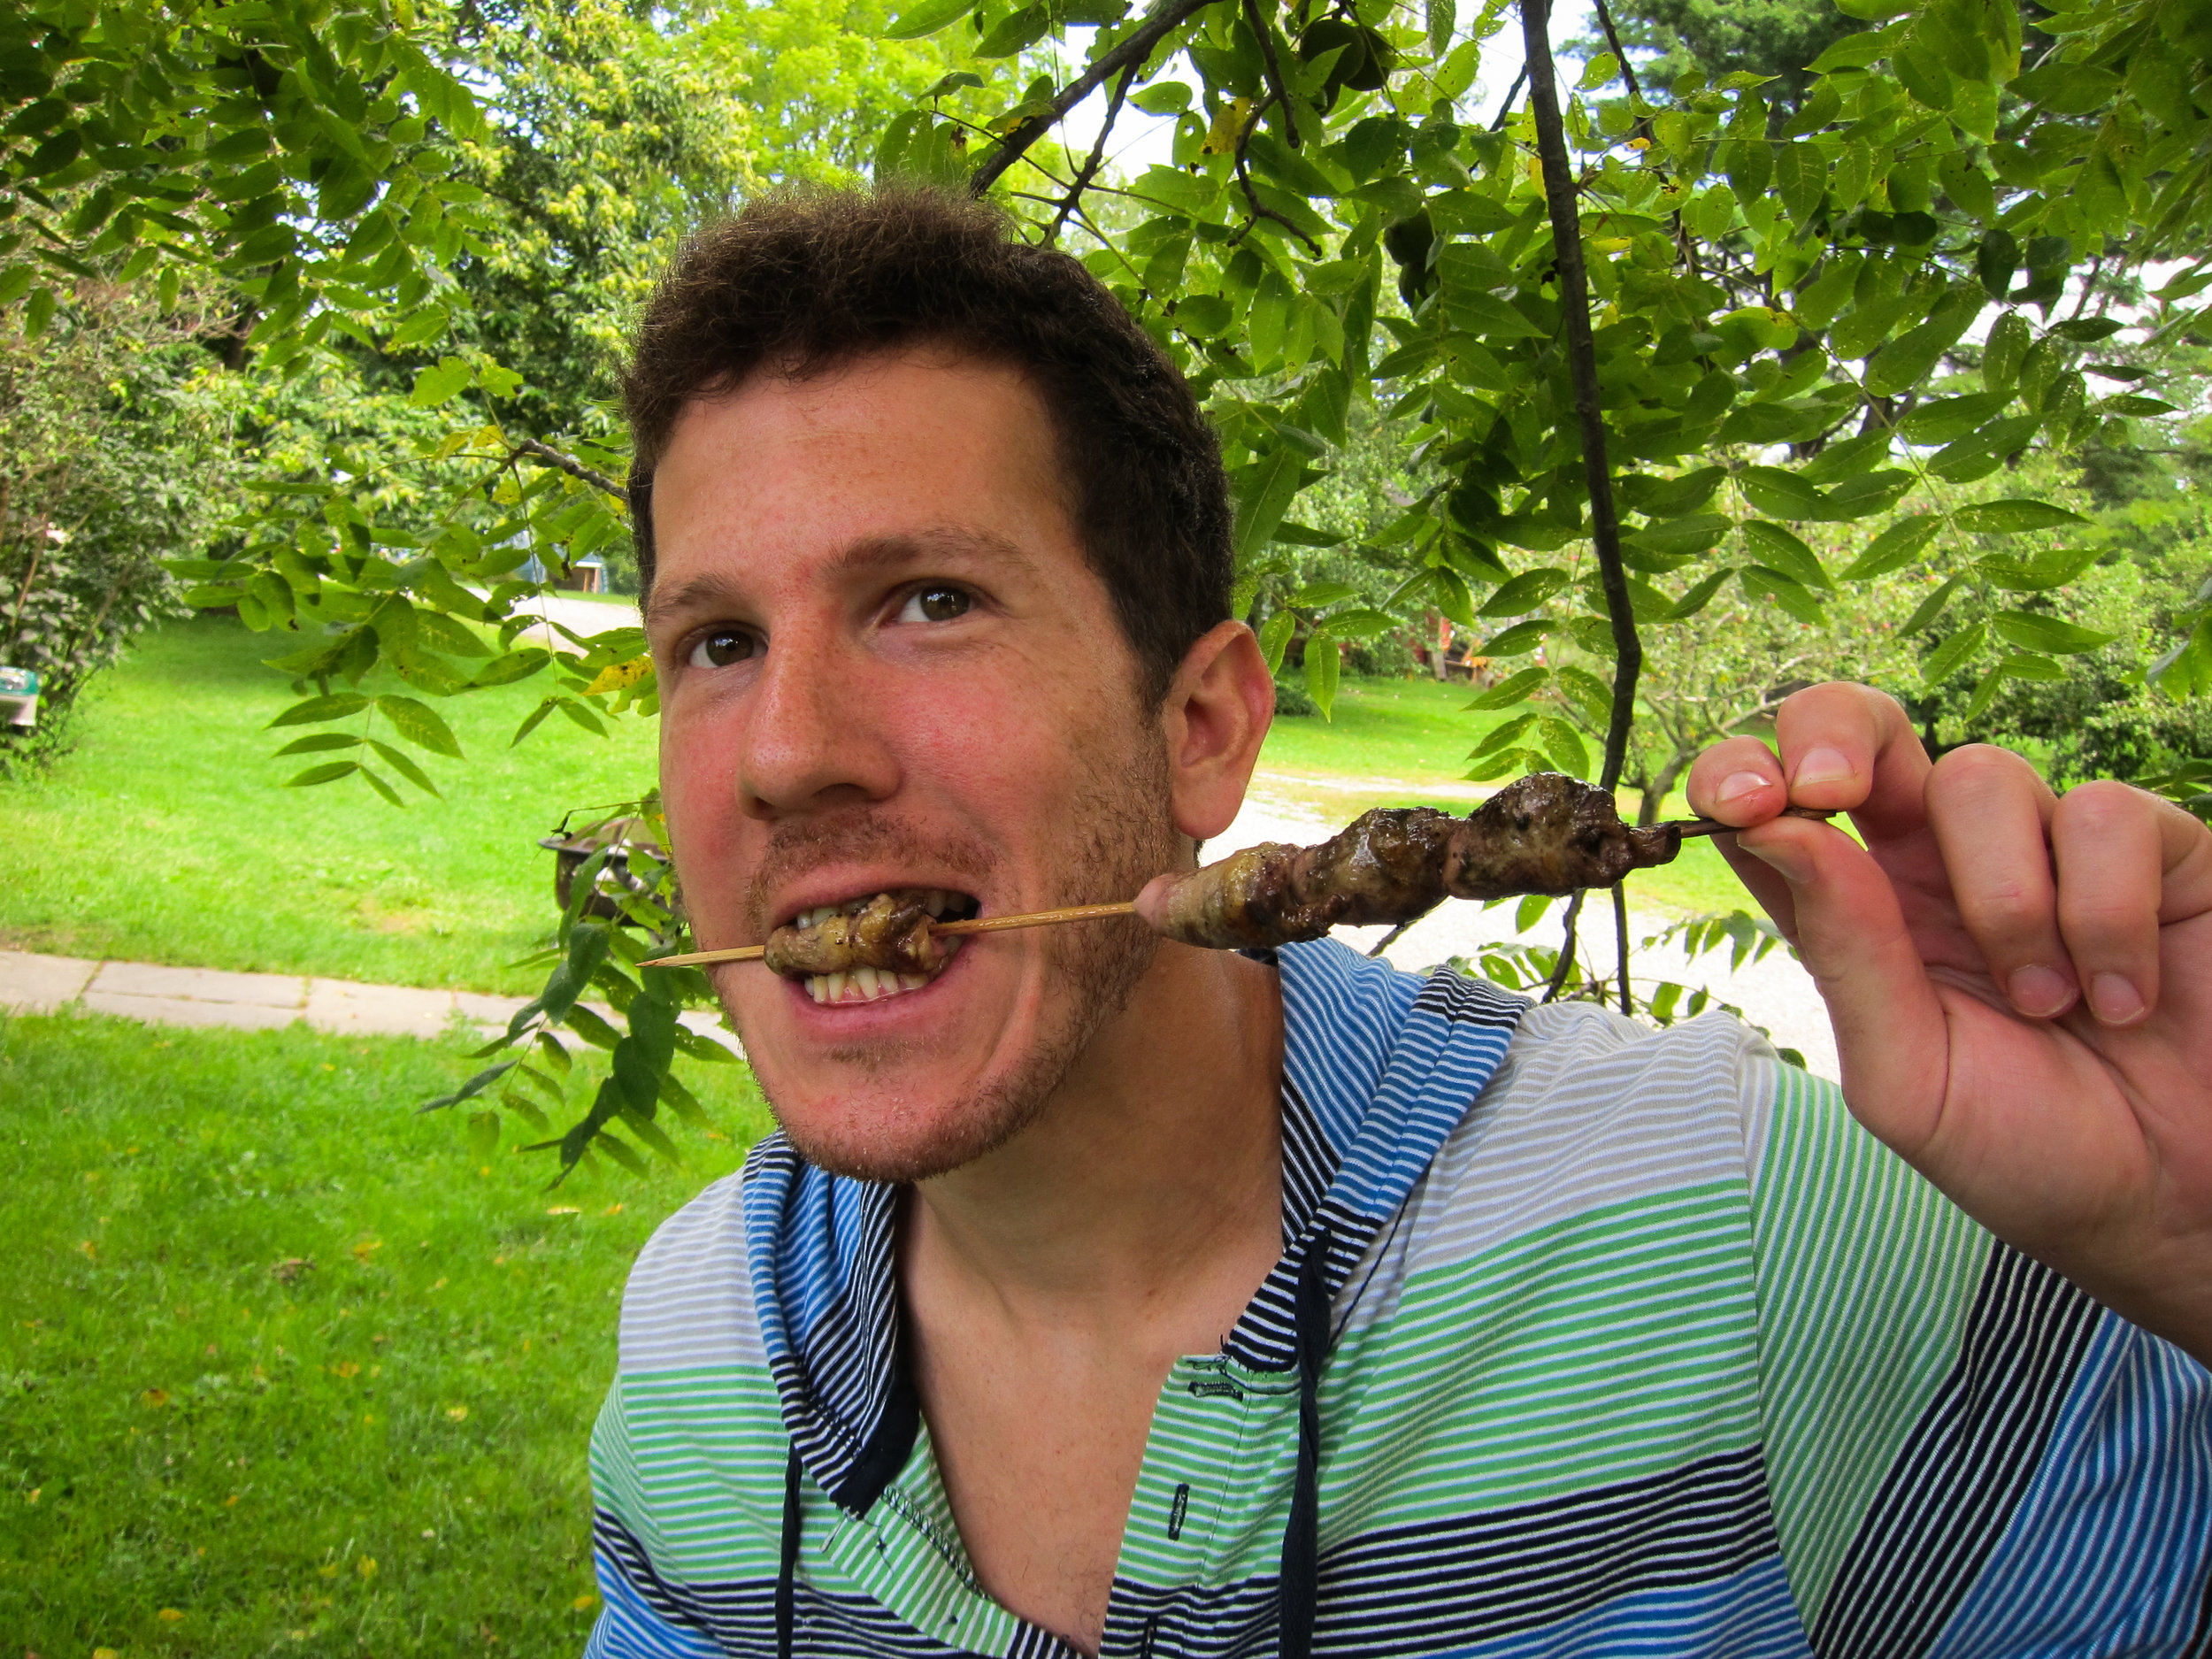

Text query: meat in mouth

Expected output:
[767,889,980,1003]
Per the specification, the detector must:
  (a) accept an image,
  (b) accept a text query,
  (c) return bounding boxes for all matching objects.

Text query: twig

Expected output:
[1232,139,1324,253]
[1611,881,1631,1014]
[1589,0,1643,102]
[1520,0,1641,795]
[1365,918,1415,957]
[1244,0,1301,149]
[1050,65,1139,243]
[1541,887,1586,1002]
[969,0,1225,197]
[1487,65,1526,130]
[512,437,625,498]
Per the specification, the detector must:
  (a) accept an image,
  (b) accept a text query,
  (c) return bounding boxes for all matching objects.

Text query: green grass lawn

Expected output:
[0,1010,767,1657]
[0,626,1760,999]
[0,614,659,995]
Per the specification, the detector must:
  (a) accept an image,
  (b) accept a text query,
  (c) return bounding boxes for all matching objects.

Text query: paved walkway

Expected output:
[0,949,742,1053]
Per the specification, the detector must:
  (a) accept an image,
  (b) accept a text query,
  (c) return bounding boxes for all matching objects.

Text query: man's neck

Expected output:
[904,942,1286,1335]
[896,942,1287,1652]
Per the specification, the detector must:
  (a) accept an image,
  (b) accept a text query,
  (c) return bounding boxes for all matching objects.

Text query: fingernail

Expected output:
[1717,771,1771,806]
[2008,964,2075,1018]
[1739,839,1813,884]
[1793,746,1855,787]
[2089,972,2146,1025]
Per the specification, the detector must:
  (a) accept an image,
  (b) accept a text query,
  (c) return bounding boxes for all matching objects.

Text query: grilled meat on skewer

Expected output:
[1141,772,1678,950]
[763,890,941,978]
[754,776,1678,979]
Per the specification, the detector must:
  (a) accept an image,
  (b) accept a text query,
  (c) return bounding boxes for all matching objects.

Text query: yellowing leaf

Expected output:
[1202,97,1252,156]
[582,656,651,696]
[157,1608,186,1623]
[142,1387,170,1407]
[446,1404,469,1421]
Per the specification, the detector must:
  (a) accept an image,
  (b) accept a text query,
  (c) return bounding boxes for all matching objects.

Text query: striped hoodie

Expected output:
[587,937,2212,1657]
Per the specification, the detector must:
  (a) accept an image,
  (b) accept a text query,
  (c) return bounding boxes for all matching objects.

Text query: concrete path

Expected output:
[0,949,742,1054]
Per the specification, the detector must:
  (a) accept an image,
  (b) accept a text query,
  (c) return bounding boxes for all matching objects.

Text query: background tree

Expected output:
[7,0,2210,1171]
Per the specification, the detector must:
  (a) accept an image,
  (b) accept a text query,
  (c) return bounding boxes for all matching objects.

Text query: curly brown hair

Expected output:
[621,188,1233,704]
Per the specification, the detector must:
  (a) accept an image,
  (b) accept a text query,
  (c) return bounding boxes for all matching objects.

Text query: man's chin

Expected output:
[764,1081,1049,1185]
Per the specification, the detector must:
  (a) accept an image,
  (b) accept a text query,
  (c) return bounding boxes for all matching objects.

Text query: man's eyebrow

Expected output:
[646,526,1042,631]
[824,526,1040,580]
[643,572,750,632]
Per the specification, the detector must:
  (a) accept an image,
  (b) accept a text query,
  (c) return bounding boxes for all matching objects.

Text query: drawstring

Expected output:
[777,1444,803,1659]
[1279,1227,1332,1659]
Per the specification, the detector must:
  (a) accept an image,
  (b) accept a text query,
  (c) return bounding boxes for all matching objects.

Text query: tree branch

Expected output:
[1487,64,1527,131]
[1589,0,1644,103]
[1050,65,1138,243]
[1611,881,1632,1014]
[1520,0,1641,795]
[1244,0,1300,149]
[968,0,1225,197]
[512,437,625,498]
[1541,887,1586,1002]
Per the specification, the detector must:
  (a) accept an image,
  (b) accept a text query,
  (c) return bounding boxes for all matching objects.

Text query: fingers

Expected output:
[2048,781,2173,1026]
[1770,682,1933,837]
[1924,746,2073,1019]
[1729,812,1949,1151]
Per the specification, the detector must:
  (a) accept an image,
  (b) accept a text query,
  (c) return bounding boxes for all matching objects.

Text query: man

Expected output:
[589,189,2212,1658]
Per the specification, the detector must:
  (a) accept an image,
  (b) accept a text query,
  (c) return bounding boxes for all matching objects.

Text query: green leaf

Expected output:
[419,1060,518,1114]
[1479,567,1570,616]
[274,733,363,756]
[1233,446,1310,564]
[285,761,361,787]
[1667,569,1733,619]
[1257,611,1295,674]
[882,0,977,37]
[366,739,443,797]
[1841,514,1940,580]
[376,695,464,758]
[511,697,557,747]
[1469,711,1538,758]
[409,357,472,409]
[1538,718,1589,778]
[1131,83,1190,115]
[1286,580,1357,608]
[1737,466,1828,519]
[1990,611,2116,655]
[1740,522,1832,590]
[1303,636,1340,720]
[269,693,371,727]
[1922,622,1986,685]
[1739,567,1826,625]
[1901,573,1963,634]
[1898,393,2008,446]
[1464,666,1548,710]
[1973,547,2098,592]
[1479,618,1551,657]
[388,305,449,349]
[1953,499,2088,534]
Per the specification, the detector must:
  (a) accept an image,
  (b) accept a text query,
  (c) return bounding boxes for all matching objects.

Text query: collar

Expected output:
[741,938,1526,1514]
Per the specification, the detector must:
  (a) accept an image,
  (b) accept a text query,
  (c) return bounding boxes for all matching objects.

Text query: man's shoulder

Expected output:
[615,1162,764,1376]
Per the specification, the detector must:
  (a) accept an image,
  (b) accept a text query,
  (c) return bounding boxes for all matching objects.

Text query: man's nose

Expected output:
[735,633,900,819]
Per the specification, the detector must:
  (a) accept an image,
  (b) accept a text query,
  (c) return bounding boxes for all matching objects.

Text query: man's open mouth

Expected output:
[781,887,980,1004]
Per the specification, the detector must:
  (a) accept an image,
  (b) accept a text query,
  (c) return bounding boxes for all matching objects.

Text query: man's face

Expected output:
[646,351,1182,1181]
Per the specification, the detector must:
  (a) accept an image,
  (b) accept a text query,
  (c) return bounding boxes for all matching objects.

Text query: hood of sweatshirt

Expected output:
[737,936,1528,1516]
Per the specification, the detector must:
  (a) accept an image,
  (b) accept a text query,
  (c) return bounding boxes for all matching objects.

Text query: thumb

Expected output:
[1736,815,1949,1153]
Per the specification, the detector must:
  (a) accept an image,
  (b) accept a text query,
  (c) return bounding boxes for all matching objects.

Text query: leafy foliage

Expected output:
[7,0,2209,1166]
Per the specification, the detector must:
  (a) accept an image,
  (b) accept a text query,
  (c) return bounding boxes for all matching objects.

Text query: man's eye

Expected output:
[898,586,972,624]
[687,629,757,669]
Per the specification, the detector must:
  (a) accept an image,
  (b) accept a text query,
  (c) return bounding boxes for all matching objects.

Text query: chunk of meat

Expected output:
[764,891,939,978]
[1149,772,1681,950]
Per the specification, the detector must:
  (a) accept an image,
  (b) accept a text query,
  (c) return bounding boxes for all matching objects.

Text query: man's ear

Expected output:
[1160,619,1276,842]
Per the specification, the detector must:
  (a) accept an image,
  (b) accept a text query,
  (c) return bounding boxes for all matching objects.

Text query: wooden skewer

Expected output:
[1674,805,1838,840]
[639,808,1839,970]
[640,901,1139,970]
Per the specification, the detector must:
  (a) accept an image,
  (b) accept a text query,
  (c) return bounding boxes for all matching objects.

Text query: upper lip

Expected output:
[768,878,980,933]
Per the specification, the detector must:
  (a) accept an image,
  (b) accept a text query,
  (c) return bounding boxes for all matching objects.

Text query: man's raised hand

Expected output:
[1686,681,2212,1367]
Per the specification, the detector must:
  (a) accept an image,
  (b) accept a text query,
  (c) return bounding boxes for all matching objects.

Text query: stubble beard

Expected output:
[733,729,1183,1186]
